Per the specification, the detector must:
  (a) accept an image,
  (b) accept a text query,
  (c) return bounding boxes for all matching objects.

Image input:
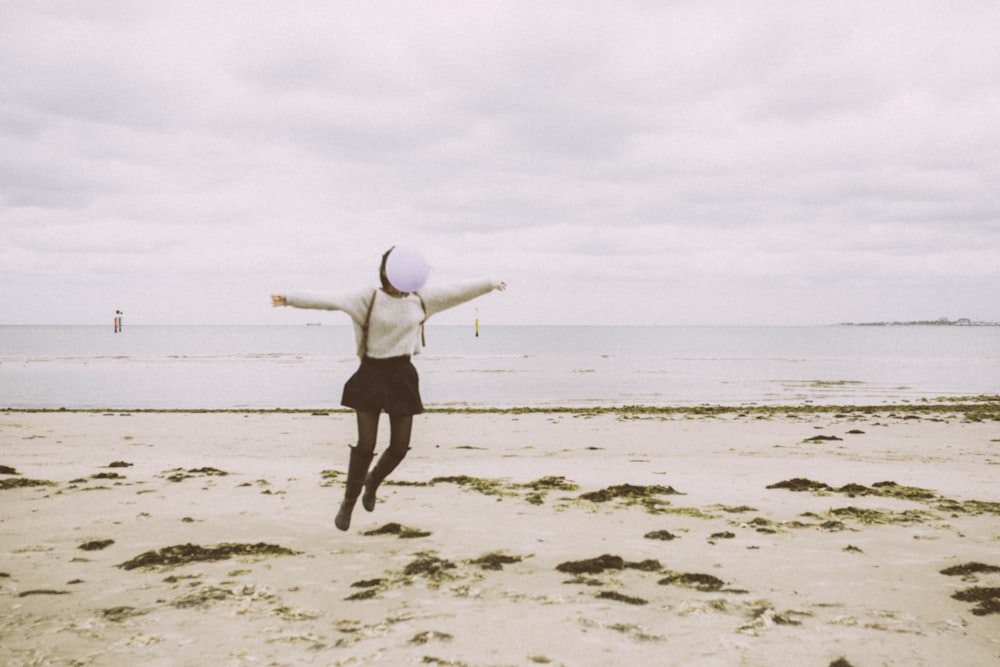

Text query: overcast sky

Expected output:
[3,1,999,326]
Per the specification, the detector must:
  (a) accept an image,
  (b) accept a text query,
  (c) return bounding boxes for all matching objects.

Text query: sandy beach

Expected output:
[2,406,998,666]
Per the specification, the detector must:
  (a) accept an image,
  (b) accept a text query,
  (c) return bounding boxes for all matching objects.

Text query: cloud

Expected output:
[2,1,999,325]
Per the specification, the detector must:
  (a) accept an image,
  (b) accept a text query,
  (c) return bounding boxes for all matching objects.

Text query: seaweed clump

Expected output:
[579,484,681,514]
[522,476,580,491]
[658,572,725,592]
[164,467,230,483]
[362,522,431,539]
[644,530,679,541]
[597,590,648,605]
[940,562,1000,577]
[936,498,1000,516]
[768,477,999,518]
[468,552,523,571]
[556,554,663,575]
[951,587,1000,616]
[345,575,389,600]
[403,553,457,579]
[580,484,681,502]
[79,539,114,551]
[429,475,509,496]
[557,554,624,575]
[767,478,943,501]
[1,477,56,490]
[940,562,1000,615]
[102,606,147,622]
[828,506,930,525]
[118,542,300,571]
[19,589,70,598]
[766,478,832,492]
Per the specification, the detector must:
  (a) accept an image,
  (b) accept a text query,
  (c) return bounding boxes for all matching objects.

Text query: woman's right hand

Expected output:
[271,294,287,307]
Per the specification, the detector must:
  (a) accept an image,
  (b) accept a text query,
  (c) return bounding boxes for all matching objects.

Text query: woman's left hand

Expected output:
[496,281,507,291]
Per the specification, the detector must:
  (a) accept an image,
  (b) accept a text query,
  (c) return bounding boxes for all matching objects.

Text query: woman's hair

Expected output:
[379,246,395,292]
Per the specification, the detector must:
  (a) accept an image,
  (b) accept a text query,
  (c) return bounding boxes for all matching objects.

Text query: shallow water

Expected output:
[1,325,997,409]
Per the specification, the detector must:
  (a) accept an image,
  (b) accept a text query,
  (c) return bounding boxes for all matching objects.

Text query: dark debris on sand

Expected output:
[951,588,1000,616]
[803,434,843,442]
[766,478,832,492]
[409,474,584,504]
[1,477,56,490]
[597,590,648,605]
[765,478,1000,515]
[935,498,1000,515]
[556,554,664,575]
[766,478,940,500]
[429,475,510,496]
[350,578,386,589]
[409,630,454,645]
[348,550,528,599]
[19,589,70,598]
[644,529,679,541]
[940,562,1000,577]
[345,587,381,601]
[164,467,230,483]
[828,506,931,525]
[556,555,624,575]
[940,562,1000,615]
[403,553,457,579]
[102,606,148,622]
[467,552,524,571]
[92,472,125,480]
[579,484,681,503]
[78,539,115,551]
[521,476,580,491]
[362,522,431,539]
[118,542,300,571]
[658,572,726,592]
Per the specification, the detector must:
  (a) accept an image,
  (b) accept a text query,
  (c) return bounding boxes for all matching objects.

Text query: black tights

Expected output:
[354,409,413,457]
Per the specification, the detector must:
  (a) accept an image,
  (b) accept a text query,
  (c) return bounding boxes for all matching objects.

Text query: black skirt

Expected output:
[341,356,424,415]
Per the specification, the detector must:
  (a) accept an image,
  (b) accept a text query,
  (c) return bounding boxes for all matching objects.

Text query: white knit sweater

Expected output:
[285,277,501,358]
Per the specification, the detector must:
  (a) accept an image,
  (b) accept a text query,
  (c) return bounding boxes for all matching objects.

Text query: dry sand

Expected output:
[2,407,998,666]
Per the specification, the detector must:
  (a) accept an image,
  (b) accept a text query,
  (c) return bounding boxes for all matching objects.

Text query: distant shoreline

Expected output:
[5,398,998,418]
[840,318,998,327]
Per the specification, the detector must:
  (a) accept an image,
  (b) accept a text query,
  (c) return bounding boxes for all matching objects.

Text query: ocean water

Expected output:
[1,325,997,410]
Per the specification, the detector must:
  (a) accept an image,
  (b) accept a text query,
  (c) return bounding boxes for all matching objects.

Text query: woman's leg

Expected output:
[354,409,380,456]
[335,409,379,531]
[362,413,413,512]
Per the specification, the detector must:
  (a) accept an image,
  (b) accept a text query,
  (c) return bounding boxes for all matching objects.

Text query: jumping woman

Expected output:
[271,247,506,531]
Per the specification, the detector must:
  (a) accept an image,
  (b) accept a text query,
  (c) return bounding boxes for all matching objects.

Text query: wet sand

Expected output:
[2,407,998,666]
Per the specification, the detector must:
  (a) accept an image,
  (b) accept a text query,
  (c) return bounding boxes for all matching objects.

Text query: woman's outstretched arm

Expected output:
[269,287,373,323]
[420,278,506,318]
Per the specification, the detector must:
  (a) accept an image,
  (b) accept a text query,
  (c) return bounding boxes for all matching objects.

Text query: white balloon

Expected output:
[385,246,429,292]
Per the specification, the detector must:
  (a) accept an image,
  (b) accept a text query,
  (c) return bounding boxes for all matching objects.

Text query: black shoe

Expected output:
[337,447,373,531]
[361,447,409,512]
[335,494,359,531]
[362,473,377,512]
